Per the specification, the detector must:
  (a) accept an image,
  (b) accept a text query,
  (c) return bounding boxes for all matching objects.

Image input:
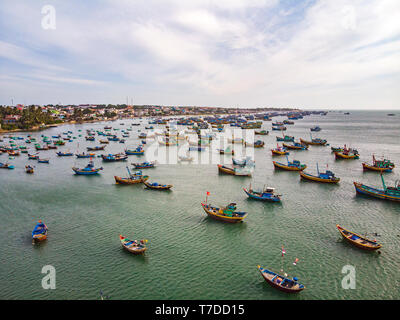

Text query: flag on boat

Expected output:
[293,258,299,265]
[281,246,286,256]
[206,191,210,196]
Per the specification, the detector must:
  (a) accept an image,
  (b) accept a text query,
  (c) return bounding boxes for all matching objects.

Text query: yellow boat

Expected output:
[337,225,381,251]
[273,160,306,171]
[201,202,247,223]
[300,171,340,183]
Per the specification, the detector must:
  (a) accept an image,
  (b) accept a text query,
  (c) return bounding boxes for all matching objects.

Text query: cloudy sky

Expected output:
[0,0,399,109]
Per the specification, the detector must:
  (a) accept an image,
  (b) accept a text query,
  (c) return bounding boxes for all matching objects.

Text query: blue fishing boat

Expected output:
[300,163,340,183]
[273,155,307,171]
[101,153,128,162]
[0,162,15,169]
[72,160,103,175]
[243,185,281,202]
[276,135,294,142]
[125,145,144,155]
[37,158,50,164]
[132,161,156,169]
[310,126,321,132]
[56,151,73,156]
[87,145,106,151]
[354,174,400,202]
[76,152,96,158]
[32,220,48,242]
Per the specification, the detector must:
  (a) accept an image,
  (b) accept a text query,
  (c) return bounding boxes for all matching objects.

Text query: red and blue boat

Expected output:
[32,220,48,242]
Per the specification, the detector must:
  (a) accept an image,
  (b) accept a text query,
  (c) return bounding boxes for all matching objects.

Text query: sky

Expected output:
[0,0,399,109]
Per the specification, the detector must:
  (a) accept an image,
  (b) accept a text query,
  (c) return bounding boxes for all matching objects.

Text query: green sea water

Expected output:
[0,110,399,300]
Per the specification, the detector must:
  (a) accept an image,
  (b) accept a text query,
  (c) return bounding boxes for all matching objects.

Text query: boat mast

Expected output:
[380,173,387,191]
[316,162,320,176]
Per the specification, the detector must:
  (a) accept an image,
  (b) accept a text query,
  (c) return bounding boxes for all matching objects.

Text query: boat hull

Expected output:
[335,152,359,159]
[257,266,305,293]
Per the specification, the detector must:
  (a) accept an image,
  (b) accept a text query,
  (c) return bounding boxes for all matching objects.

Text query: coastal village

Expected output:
[0,103,327,132]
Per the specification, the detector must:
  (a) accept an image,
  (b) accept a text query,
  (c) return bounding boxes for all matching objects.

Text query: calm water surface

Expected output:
[0,110,399,300]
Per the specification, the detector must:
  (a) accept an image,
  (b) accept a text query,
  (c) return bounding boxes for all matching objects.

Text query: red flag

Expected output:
[293,258,299,265]
[206,191,210,196]
[281,246,286,256]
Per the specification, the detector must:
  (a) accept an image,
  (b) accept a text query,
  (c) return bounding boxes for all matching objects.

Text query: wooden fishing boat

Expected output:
[32,220,48,242]
[335,151,359,159]
[300,170,340,183]
[243,186,281,202]
[273,158,307,171]
[232,157,254,167]
[87,145,106,151]
[99,139,109,144]
[362,155,394,172]
[28,154,39,160]
[85,136,95,141]
[217,164,252,176]
[101,153,128,162]
[255,130,268,135]
[132,161,156,169]
[0,162,15,169]
[114,167,149,184]
[310,126,321,132]
[115,174,149,184]
[299,138,327,146]
[354,175,400,202]
[272,126,287,131]
[76,152,96,158]
[37,158,50,164]
[125,146,145,155]
[144,181,173,190]
[331,147,343,152]
[271,146,289,156]
[201,202,247,223]
[72,160,103,175]
[56,151,73,156]
[336,225,381,251]
[282,142,308,150]
[276,135,294,142]
[244,140,265,148]
[119,235,147,254]
[25,165,34,174]
[257,265,305,293]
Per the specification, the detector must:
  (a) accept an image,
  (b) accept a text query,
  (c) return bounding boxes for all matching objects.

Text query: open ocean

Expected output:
[0,110,399,300]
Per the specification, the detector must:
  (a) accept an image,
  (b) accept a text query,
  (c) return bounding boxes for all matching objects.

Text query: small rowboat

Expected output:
[25,165,34,173]
[32,220,48,242]
[119,235,147,254]
[243,187,281,202]
[273,159,306,171]
[310,126,321,132]
[300,170,340,183]
[144,181,173,190]
[99,139,109,144]
[257,265,305,293]
[336,225,381,251]
[37,158,50,164]
[201,202,247,223]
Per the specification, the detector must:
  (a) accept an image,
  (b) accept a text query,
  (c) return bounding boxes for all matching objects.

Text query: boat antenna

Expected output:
[316,162,320,175]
